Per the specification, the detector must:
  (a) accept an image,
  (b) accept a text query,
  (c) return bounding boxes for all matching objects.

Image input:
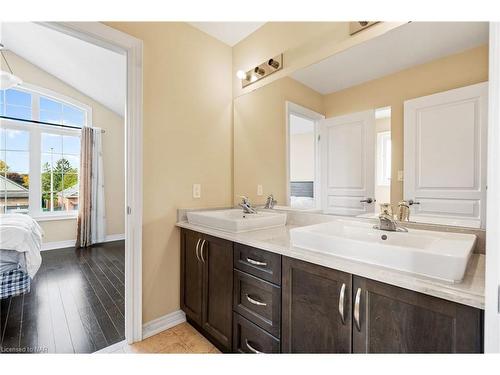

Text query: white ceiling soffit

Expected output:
[188,22,265,46]
[1,22,126,117]
[291,22,489,95]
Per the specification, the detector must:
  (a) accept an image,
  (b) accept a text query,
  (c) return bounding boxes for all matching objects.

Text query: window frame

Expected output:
[1,83,91,220]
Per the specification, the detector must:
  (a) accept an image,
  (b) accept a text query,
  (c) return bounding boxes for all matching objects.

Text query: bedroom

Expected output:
[0,22,126,353]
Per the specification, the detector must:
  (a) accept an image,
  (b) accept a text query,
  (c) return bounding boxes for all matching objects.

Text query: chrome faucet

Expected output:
[374,212,408,232]
[239,196,257,214]
[264,194,277,209]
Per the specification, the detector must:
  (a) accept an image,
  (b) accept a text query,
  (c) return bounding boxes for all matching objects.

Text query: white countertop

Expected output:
[176,221,485,309]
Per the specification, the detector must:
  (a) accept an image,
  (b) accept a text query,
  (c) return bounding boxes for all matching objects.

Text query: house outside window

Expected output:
[0,84,90,218]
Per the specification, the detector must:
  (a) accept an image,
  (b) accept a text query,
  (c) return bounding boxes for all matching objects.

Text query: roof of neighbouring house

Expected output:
[56,184,79,198]
[0,175,29,197]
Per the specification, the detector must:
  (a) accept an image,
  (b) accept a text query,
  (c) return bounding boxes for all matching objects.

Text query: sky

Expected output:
[0,88,82,173]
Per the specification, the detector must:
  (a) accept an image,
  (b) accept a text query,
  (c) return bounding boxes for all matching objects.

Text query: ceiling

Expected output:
[1,22,126,117]
[291,22,489,95]
[188,22,265,46]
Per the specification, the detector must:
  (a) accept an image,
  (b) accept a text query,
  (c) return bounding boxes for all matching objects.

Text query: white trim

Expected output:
[285,101,324,210]
[93,340,127,354]
[33,213,78,222]
[41,233,125,251]
[105,233,126,242]
[485,22,500,353]
[42,22,144,345]
[142,310,186,340]
[41,239,75,251]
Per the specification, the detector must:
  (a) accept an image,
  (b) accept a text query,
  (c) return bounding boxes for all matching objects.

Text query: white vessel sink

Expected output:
[290,220,476,282]
[187,209,287,233]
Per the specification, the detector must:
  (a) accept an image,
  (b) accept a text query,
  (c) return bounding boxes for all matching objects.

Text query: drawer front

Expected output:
[233,269,281,338]
[234,243,281,285]
[233,313,280,353]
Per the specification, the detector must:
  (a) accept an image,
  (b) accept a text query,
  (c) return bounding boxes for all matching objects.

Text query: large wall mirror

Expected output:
[233,22,489,229]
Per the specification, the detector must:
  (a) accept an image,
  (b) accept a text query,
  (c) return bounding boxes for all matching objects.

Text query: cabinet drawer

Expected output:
[234,243,281,285]
[233,269,281,338]
[233,313,280,353]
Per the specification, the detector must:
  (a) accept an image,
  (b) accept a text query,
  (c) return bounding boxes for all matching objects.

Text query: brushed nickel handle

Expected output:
[360,198,375,204]
[246,258,267,267]
[338,283,346,324]
[195,239,201,262]
[245,339,263,354]
[200,239,206,263]
[354,287,362,332]
[246,294,267,306]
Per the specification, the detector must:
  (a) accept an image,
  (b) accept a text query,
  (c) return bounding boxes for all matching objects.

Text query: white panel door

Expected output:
[320,110,376,216]
[404,82,488,228]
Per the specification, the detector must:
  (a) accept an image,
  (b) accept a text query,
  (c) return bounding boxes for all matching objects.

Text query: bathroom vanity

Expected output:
[178,211,484,354]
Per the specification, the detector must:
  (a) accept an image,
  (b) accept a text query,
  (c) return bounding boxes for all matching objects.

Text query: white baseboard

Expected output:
[41,233,126,251]
[41,239,76,251]
[104,233,126,242]
[142,310,186,340]
[93,339,127,354]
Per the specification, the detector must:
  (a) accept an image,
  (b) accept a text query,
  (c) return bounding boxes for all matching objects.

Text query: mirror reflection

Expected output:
[234,22,489,228]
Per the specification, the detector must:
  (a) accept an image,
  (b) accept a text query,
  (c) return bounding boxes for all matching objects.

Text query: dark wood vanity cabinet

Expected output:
[181,230,483,354]
[180,229,233,351]
[281,256,483,354]
[352,276,483,353]
[281,256,353,353]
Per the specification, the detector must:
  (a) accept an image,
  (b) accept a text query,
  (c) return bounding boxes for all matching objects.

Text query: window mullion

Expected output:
[29,128,41,217]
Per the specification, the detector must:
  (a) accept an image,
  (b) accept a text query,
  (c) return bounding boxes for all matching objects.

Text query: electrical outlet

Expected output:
[193,184,201,199]
[257,184,263,196]
[397,170,404,182]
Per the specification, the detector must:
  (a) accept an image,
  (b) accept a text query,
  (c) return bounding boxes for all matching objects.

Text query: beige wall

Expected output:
[233,77,323,205]
[3,51,125,242]
[323,45,489,205]
[107,22,233,323]
[290,132,315,181]
[232,22,407,98]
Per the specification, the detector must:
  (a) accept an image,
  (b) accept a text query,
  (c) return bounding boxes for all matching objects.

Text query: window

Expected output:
[377,131,392,186]
[0,85,89,217]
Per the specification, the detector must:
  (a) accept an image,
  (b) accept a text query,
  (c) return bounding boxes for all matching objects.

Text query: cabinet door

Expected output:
[180,229,204,325]
[352,276,483,353]
[282,257,352,353]
[201,235,233,351]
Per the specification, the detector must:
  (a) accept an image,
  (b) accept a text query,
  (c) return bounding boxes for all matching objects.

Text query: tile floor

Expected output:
[105,322,221,354]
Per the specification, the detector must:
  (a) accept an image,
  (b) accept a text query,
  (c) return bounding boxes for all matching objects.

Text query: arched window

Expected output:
[0,83,91,218]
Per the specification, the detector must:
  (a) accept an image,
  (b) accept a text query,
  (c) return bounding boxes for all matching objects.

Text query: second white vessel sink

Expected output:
[187,209,287,233]
[290,220,476,282]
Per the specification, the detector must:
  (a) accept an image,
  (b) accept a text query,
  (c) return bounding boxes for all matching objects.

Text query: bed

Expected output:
[0,214,43,299]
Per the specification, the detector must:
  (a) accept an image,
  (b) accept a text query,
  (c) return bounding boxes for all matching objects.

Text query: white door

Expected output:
[320,110,376,216]
[404,82,488,228]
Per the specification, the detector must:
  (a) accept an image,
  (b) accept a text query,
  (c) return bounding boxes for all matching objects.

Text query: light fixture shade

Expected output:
[0,70,22,90]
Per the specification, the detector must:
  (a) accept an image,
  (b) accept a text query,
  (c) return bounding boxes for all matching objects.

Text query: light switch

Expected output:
[257,184,263,196]
[193,184,201,199]
[397,170,404,182]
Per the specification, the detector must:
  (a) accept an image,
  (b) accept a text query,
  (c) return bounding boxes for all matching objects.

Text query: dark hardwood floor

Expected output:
[0,240,125,354]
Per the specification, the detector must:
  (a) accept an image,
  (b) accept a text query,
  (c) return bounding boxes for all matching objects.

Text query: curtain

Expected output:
[76,127,106,247]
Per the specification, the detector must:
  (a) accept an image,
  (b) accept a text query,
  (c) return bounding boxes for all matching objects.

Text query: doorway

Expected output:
[286,101,324,210]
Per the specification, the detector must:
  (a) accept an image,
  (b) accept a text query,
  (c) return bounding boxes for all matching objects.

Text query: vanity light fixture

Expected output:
[237,53,283,88]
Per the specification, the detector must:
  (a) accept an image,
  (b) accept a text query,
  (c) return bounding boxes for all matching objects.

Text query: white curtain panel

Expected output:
[90,129,106,244]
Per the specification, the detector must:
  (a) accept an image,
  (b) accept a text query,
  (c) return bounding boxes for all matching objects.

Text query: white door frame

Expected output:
[485,21,500,353]
[39,22,144,345]
[285,101,325,209]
